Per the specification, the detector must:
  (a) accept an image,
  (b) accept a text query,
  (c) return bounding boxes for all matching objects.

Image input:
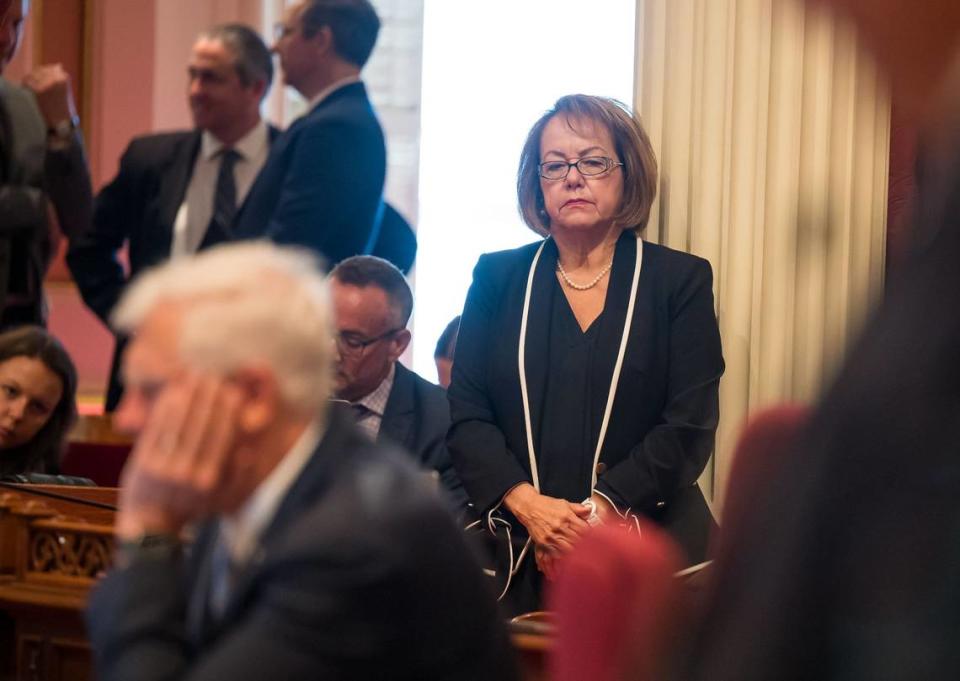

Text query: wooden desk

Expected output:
[0,485,116,681]
[0,485,551,681]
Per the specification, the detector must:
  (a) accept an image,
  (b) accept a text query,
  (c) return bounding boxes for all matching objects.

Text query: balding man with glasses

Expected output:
[329,255,469,516]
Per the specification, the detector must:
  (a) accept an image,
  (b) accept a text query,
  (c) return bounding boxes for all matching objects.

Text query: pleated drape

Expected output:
[635,0,890,509]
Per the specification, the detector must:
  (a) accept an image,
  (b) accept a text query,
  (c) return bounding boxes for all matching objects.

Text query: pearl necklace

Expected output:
[556,257,614,290]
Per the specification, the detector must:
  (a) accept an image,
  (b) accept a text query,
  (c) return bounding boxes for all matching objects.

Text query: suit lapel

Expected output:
[213,408,353,622]
[232,123,282,221]
[522,238,557,473]
[156,131,201,253]
[589,231,639,456]
[185,523,220,645]
[379,364,413,451]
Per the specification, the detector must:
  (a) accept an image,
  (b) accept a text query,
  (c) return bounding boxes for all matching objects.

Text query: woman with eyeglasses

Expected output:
[447,94,724,613]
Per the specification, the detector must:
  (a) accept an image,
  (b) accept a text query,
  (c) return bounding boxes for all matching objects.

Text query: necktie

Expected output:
[350,403,378,440]
[199,148,241,250]
[208,529,239,619]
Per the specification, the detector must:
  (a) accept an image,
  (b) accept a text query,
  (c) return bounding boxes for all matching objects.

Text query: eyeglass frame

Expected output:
[538,156,624,181]
[335,327,404,357]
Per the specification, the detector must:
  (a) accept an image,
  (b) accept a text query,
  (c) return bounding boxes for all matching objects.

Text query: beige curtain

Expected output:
[635,0,890,510]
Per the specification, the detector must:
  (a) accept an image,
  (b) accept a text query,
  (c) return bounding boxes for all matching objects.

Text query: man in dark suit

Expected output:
[86,242,516,681]
[329,255,469,515]
[66,24,275,410]
[1,0,92,328]
[234,0,386,265]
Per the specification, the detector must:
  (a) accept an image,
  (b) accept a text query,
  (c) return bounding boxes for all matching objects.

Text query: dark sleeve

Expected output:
[44,131,93,238]
[85,553,193,681]
[265,121,382,264]
[447,256,530,513]
[66,141,138,325]
[416,397,470,516]
[596,257,724,512]
[0,184,45,236]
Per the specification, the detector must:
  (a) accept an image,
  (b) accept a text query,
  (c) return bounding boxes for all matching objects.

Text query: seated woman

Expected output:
[448,94,724,613]
[0,326,78,477]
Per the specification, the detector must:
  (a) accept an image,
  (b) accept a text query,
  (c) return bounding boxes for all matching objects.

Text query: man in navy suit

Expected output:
[86,243,517,681]
[235,0,386,266]
[329,255,469,515]
[66,24,275,410]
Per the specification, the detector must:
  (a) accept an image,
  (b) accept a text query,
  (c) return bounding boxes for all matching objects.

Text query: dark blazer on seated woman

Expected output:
[448,231,724,563]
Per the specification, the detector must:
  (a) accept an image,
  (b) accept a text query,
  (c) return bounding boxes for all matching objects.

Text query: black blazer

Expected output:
[1,81,92,326]
[66,126,279,407]
[234,82,386,267]
[86,407,519,681]
[448,232,724,560]
[380,363,468,513]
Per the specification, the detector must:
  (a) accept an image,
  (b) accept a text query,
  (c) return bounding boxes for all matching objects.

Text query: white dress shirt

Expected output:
[217,418,324,567]
[171,120,270,257]
[350,363,396,440]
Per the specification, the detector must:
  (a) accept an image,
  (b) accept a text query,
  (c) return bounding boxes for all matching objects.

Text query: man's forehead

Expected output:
[129,304,182,356]
[332,283,397,328]
[190,38,234,66]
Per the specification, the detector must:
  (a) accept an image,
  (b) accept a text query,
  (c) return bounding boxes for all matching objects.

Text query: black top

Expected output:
[448,232,723,564]
[538,280,605,502]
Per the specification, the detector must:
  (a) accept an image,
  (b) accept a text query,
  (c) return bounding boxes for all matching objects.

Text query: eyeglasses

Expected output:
[538,156,623,181]
[335,328,402,357]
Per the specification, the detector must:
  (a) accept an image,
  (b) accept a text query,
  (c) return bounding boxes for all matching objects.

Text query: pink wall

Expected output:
[88,0,157,188]
[38,0,268,409]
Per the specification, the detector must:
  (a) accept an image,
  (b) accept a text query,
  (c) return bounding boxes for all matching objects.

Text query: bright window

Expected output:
[413,0,637,378]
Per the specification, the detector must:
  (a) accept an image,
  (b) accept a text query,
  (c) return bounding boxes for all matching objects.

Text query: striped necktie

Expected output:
[199,147,241,250]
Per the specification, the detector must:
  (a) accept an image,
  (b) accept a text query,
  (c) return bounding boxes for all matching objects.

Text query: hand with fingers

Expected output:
[504,483,592,574]
[22,64,78,130]
[116,373,243,540]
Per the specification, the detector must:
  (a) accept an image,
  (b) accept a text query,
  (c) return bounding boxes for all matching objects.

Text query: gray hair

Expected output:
[112,242,333,414]
[198,23,273,98]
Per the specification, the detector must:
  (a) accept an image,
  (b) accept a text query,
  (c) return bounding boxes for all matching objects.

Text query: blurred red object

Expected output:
[713,404,810,561]
[546,522,685,681]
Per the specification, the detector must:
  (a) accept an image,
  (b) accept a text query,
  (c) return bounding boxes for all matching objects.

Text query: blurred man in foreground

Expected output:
[85,243,517,681]
[686,2,960,680]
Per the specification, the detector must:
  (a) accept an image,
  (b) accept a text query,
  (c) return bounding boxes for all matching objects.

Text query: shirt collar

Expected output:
[200,118,269,162]
[219,414,325,564]
[306,75,362,111]
[355,363,396,417]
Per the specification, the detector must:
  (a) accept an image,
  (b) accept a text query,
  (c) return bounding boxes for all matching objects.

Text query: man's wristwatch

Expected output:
[115,532,181,567]
[47,114,79,142]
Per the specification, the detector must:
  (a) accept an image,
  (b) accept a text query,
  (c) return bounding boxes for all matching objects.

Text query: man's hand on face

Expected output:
[22,63,77,129]
[116,372,243,540]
